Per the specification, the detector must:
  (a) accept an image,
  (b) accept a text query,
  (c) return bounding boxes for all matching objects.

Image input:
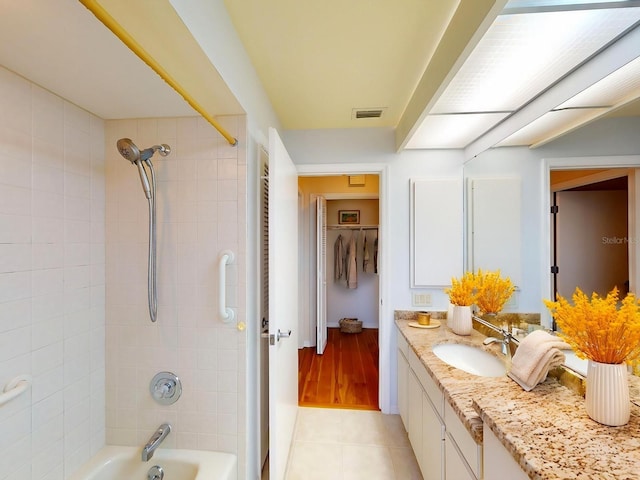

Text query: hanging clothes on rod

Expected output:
[374,234,379,274]
[334,234,345,281]
[345,231,358,289]
[363,230,376,274]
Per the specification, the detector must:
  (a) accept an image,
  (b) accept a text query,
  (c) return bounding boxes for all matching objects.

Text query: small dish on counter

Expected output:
[408,320,441,329]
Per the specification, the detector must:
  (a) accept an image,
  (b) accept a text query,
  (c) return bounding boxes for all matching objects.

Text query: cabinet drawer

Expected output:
[444,401,482,479]
[445,436,476,480]
[407,348,444,418]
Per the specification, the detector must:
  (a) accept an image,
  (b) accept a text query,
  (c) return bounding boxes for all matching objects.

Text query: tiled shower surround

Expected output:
[105,117,247,476]
[0,64,248,479]
[0,65,106,479]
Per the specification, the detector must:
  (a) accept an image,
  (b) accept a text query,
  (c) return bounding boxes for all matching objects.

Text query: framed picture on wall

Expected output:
[339,210,360,225]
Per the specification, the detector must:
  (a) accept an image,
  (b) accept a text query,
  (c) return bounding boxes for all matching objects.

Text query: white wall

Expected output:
[284,128,465,311]
[283,127,464,413]
[0,65,106,479]
[464,147,542,312]
[104,115,248,478]
[556,190,628,298]
[283,119,640,412]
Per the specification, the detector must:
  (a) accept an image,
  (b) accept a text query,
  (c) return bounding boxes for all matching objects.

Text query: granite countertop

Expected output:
[395,312,640,480]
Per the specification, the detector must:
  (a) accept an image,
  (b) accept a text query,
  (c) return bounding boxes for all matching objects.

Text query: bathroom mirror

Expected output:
[463,115,640,325]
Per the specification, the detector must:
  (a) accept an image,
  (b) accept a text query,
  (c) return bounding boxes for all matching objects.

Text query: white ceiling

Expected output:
[0,0,638,154]
[0,0,239,120]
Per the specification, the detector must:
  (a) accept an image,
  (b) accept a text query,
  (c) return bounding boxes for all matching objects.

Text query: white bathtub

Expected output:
[69,446,237,480]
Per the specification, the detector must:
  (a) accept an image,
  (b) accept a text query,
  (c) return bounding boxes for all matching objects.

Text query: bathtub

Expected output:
[69,446,237,480]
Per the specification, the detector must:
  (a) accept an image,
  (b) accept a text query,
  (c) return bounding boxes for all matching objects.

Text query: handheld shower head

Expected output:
[116,138,172,163]
[116,138,140,163]
[116,138,171,200]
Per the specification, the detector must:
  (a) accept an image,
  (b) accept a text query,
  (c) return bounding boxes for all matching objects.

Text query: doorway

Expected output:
[297,175,381,410]
[551,170,629,312]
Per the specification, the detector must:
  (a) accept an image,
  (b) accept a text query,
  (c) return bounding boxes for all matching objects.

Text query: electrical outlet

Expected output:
[412,293,432,307]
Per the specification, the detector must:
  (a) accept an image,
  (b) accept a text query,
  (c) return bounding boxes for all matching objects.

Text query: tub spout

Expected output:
[141,423,171,462]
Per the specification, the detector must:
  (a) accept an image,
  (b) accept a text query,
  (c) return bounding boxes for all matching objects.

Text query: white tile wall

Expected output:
[104,115,247,478]
[0,65,105,480]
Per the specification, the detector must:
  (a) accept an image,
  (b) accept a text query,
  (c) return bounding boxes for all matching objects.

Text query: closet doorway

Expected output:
[551,169,630,305]
[297,175,380,410]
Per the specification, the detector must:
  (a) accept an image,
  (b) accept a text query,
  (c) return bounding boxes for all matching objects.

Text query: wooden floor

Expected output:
[298,327,379,410]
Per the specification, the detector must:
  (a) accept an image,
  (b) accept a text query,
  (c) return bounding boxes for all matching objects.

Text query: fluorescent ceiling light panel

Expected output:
[497,108,608,146]
[430,8,640,114]
[405,113,510,149]
[505,0,638,10]
[556,56,640,109]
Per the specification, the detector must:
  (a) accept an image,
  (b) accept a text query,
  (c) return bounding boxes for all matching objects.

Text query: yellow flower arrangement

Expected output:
[544,287,640,366]
[475,269,515,315]
[445,271,477,306]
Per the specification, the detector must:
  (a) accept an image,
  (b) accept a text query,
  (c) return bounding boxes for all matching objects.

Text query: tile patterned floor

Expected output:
[285,407,423,480]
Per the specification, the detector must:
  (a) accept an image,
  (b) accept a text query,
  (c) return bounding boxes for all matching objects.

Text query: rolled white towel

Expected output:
[508,330,571,391]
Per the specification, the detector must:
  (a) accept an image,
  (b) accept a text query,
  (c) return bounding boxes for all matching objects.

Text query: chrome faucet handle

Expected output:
[150,372,182,405]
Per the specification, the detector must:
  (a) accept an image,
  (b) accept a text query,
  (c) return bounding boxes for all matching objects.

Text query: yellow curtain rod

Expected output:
[79,0,238,146]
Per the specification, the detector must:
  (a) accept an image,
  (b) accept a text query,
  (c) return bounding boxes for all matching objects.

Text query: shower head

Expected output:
[116,138,171,163]
[116,138,172,200]
[117,138,140,163]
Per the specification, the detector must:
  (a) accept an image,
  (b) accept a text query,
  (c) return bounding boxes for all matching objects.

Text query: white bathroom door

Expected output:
[268,127,299,480]
[316,196,328,354]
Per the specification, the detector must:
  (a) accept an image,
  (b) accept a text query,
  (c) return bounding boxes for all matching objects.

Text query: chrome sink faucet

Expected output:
[142,423,171,461]
[483,335,512,359]
[473,315,517,360]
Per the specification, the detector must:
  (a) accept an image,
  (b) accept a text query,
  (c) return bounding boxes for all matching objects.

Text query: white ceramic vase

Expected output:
[450,305,472,336]
[585,360,630,426]
[447,303,455,327]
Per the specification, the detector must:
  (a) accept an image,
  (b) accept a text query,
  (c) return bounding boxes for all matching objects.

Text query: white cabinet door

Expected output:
[483,422,528,480]
[397,348,409,428]
[444,402,481,478]
[407,369,424,471]
[411,179,463,287]
[445,436,476,480]
[421,394,444,480]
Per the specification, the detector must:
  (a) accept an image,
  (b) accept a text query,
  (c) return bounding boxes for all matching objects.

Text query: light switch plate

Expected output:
[412,293,432,307]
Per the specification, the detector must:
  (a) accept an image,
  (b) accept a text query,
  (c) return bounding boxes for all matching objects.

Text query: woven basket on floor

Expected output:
[339,318,362,333]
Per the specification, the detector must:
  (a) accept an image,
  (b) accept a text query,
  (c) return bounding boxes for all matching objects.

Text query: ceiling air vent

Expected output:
[352,107,387,120]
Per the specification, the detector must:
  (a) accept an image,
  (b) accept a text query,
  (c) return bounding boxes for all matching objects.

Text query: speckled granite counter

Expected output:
[395,312,640,480]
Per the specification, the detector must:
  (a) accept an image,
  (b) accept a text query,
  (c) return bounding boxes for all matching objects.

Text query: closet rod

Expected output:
[327,225,379,230]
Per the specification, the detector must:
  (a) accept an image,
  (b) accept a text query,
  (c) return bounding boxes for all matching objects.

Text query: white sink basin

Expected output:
[432,343,506,377]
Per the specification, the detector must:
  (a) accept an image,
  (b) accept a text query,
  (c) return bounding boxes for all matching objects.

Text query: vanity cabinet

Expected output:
[445,436,475,480]
[397,331,445,480]
[397,334,409,426]
[444,402,482,480]
[397,327,483,480]
[421,390,445,480]
[483,421,528,480]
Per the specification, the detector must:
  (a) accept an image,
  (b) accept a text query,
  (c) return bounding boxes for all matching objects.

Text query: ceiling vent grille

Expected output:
[352,107,386,120]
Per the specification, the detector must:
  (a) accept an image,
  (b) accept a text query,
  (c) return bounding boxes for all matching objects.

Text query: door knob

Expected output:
[262,329,292,345]
[277,329,292,340]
